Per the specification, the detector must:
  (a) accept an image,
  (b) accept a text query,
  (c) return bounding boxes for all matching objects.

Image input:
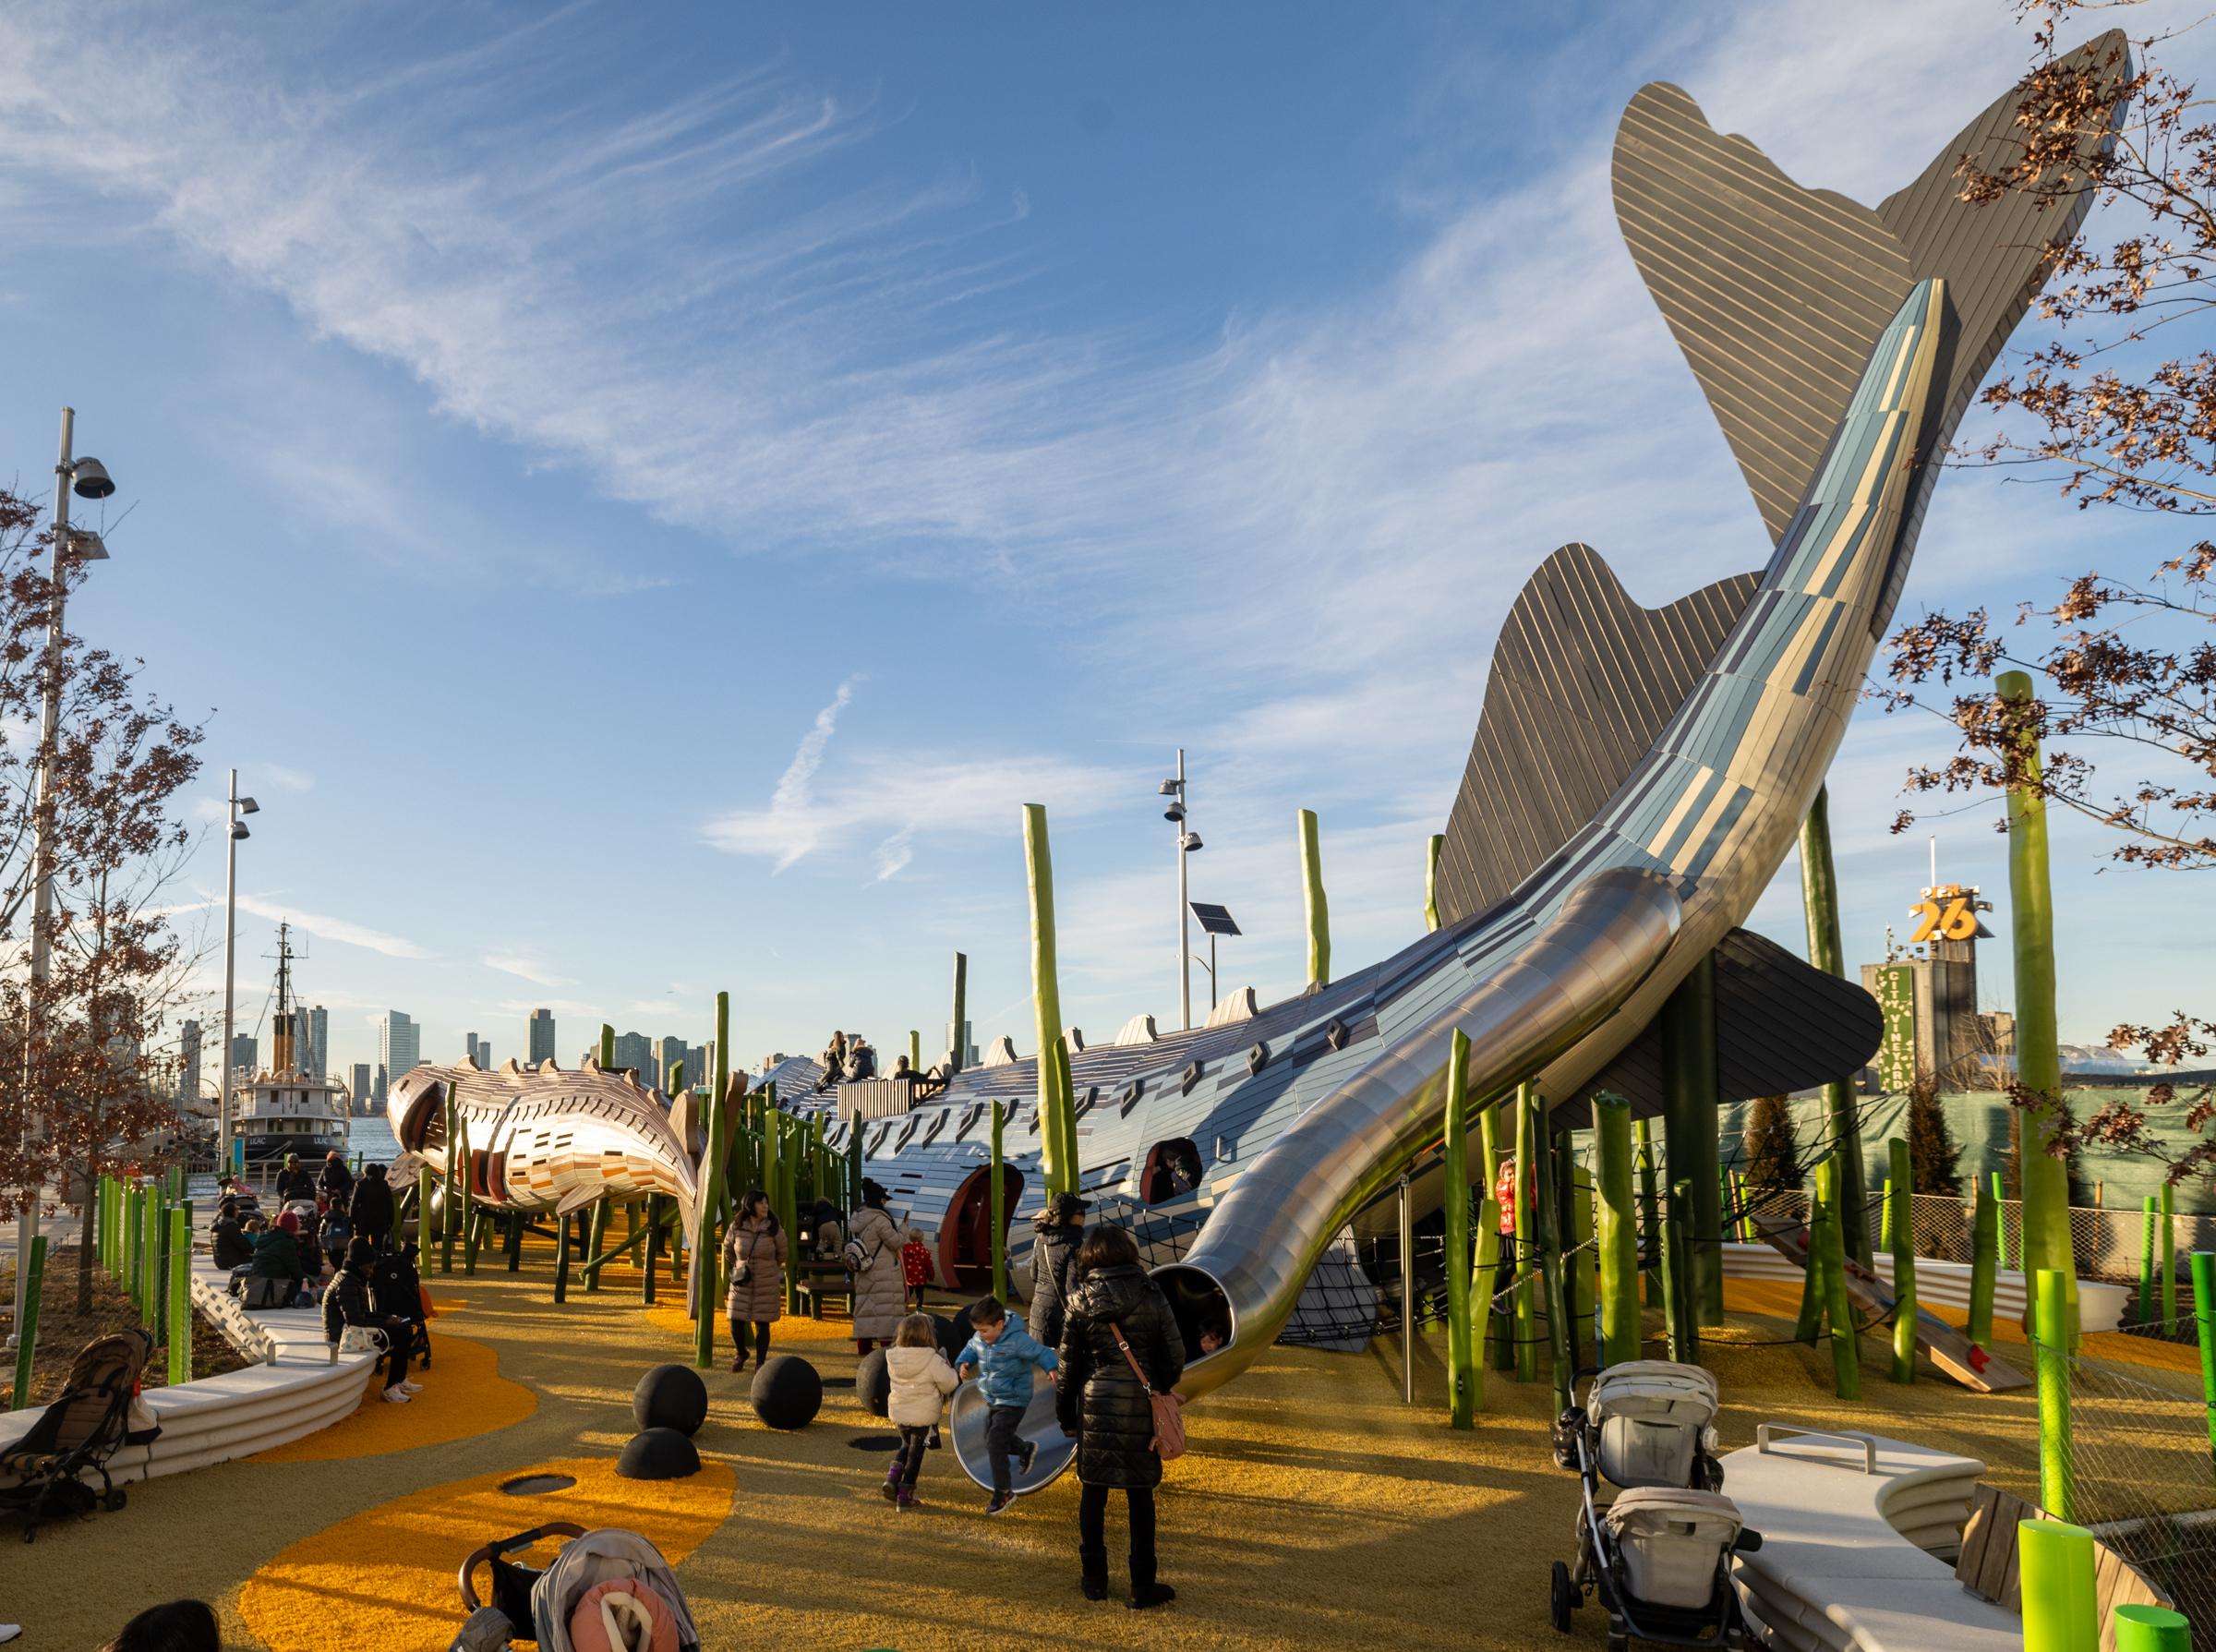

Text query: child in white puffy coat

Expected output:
[883,1312,959,1511]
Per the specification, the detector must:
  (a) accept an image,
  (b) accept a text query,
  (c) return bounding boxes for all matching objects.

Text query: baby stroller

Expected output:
[453,1524,701,1652]
[0,1327,156,1543]
[1548,1360,1760,1649]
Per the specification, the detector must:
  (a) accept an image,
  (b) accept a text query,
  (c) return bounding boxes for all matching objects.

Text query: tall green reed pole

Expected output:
[2020,1519,2097,1652]
[1513,1080,1538,1383]
[1442,1029,1474,1429]
[167,1206,191,1385]
[2162,1182,2177,1325]
[2035,1268,2077,1520]
[1888,1137,1916,1384]
[1424,833,1444,934]
[2193,1253,2216,1471]
[1299,809,1331,987]
[10,1235,46,1409]
[1969,1179,1998,1349]
[1022,804,1077,1196]
[1800,785,1871,1266]
[1593,1091,1639,1369]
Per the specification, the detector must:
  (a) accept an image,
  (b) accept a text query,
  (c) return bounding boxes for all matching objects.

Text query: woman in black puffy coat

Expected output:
[1055,1224,1184,1610]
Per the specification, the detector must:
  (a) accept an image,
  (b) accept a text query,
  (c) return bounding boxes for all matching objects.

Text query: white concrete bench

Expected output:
[1722,1242,2129,1333]
[1721,1426,2019,1652]
[0,1240,376,1488]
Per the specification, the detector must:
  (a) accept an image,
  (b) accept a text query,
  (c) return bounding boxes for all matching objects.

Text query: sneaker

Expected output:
[382,1386,412,1404]
[1128,1584,1176,1610]
[1018,1439,1039,1475]
[881,1471,900,1504]
[984,1492,1014,1515]
[897,1487,917,1512]
[400,1381,425,1393]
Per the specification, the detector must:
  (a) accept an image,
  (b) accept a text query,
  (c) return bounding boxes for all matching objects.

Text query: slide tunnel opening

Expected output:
[1151,1262,1234,1368]
[941,1164,1024,1290]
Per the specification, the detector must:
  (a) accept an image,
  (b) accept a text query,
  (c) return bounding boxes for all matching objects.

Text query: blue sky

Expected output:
[0,0,2198,1083]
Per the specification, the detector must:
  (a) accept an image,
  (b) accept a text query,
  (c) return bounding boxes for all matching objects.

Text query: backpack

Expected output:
[841,1213,884,1274]
[321,1212,351,1250]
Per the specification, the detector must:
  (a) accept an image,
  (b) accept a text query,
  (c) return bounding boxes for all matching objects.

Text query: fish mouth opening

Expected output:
[1150,1261,1234,1368]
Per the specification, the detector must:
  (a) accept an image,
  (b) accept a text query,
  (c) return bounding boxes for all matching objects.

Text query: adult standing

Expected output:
[318,1150,355,1202]
[724,1188,787,1374]
[352,1163,397,1253]
[1026,1192,1089,1351]
[274,1153,316,1203]
[844,1179,904,1354]
[1055,1224,1184,1610]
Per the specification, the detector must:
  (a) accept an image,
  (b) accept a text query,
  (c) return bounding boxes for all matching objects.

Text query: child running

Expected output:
[883,1313,959,1512]
[957,1294,1059,1514]
[900,1227,932,1311]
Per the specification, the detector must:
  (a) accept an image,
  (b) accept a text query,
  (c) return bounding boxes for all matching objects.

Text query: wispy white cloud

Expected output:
[253,762,315,792]
[166,890,430,959]
[482,952,572,988]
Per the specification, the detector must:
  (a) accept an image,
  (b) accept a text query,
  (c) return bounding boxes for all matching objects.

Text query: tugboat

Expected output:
[232,922,351,1165]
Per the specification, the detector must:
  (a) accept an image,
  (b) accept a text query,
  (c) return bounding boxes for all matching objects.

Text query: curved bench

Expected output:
[0,1245,377,1489]
[1720,1427,2019,1652]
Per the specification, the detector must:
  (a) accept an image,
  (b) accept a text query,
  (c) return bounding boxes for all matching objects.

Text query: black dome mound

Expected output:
[750,1355,823,1430]
[931,1312,970,1364]
[632,1363,708,1438]
[855,1347,890,1417]
[617,1427,700,1480]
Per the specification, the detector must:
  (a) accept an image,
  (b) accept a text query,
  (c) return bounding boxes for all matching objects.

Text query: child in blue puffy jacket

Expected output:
[957,1295,1059,1513]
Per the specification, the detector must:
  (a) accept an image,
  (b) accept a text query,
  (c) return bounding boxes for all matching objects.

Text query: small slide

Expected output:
[1750,1212,2029,1393]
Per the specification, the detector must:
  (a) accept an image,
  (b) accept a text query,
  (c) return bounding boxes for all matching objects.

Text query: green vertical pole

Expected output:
[2019,1519,2097,1652]
[2111,1604,2192,1651]
[1424,832,1444,934]
[1477,1103,1501,1210]
[554,1212,572,1305]
[1993,1170,2013,1269]
[2162,1183,2177,1325]
[1539,1129,1576,1416]
[1636,1118,1660,1309]
[949,950,969,1073]
[10,1236,45,1410]
[1513,1081,1538,1384]
[440,1088,459,1275]
[1879,1178,1893,1250]
[1816,1157,1858,1397]
[140,1187,158,1327]
[1471,1197,1499,1415]
[1298,808,1331,987]
[1594,1092,1639,1369]
[692,1082,726,1369]
[583,1200,608,1293]
[1796,1167,1827,1344]
[1969,1180,1998,1349]
[505,1209,523,1272]
[2036,1268,2077,1520]
[1657,1179,1691,1364]
[1660,956,1725,1326]
[416,1163,434,1255]
[1889,1138,1916,1384]
[2142,1198,2161,1326]
[2194,1253,2216,1471]
[1021,804,1076,1197]
[990,1101,1007,1305]
[641,1195,659,1305]
[713,992,730,1169]
[464,1204,484,1276]
[2002,670,2078,1344]
[908,1030,921,1076]
[599,1023,615,1069]
[1801,785,1872,1267]
[1570,1164,1596,1339]
[1442,1029,1474,1430]
[167,1207,191,1385]
[151,1187,170,1332]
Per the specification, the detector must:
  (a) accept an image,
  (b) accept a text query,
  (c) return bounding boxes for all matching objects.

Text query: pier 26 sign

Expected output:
[1874,965,1918,1093]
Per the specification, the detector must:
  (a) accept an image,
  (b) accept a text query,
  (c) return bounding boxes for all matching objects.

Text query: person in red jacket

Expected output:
[900,1226,932,1311]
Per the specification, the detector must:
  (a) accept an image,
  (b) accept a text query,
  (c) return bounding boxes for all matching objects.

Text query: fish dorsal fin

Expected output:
[1611,32,2128,554]
[1434,544,1760,927]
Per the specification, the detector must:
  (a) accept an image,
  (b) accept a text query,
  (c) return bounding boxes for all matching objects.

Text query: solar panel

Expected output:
[1189,901,1242,936]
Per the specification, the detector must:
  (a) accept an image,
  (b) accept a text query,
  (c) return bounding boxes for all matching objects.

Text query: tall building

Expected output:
[176,1019,201,1103]
[349,1061,372,1118]
[307,1006,329,1079]
[465,1031,484,1067]
[656,1034,686,1090]
[379,1011,421,1088]
[527,1008,556,1067]
[611,1030,653,1079]
[229,1032,258,1077]
[476,1038,493,1068]
[374,1063,389,1110]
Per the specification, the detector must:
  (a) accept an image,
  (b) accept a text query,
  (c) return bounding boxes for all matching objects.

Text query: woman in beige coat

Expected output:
[725,1188,788,1373]
[845,1179,906,1353]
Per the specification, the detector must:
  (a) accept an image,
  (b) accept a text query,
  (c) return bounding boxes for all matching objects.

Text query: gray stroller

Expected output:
[452,1525,701,1652]
[1549,1361,1761,1649]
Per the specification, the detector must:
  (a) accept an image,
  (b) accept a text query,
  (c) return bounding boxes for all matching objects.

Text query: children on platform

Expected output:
[883,1314,958,1512]
[957,1294,1058,1513]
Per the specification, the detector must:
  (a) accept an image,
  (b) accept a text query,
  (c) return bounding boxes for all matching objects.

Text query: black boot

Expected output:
[1128,1540,1173,1609]
[1079,1542,1108,1601]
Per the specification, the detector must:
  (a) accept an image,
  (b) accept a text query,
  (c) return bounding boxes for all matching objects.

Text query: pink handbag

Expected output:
[1111,1325,1186,1461]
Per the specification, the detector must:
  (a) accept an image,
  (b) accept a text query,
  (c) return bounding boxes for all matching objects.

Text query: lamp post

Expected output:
[216,772,259,1176]
[12,408,117,1347]
[1157,751,1205,1031]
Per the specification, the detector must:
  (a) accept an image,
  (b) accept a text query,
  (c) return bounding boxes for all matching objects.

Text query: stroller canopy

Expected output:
[531,1529,700,1652]
[1588,1360,1718,1489]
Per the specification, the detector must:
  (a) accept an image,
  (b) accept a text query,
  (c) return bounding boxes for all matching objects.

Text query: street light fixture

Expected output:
[1160,751,1201,1030]
[13,409,120,1345]
[217,774,259,1174]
